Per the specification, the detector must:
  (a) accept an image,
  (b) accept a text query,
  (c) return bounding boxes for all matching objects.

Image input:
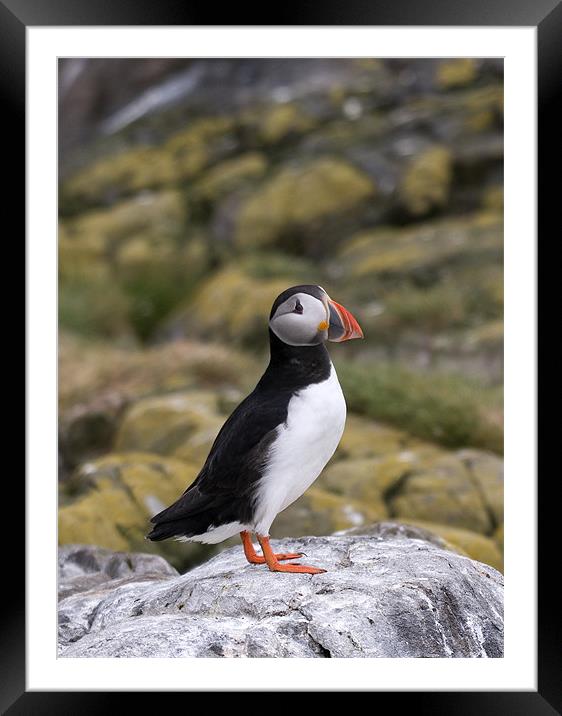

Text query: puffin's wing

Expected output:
[149,388,287,525]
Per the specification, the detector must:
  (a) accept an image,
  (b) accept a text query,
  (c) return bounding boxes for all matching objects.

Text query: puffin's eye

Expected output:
[293,299,304,315]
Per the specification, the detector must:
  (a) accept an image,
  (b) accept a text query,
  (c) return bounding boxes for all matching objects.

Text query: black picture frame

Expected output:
[10,0,556,710]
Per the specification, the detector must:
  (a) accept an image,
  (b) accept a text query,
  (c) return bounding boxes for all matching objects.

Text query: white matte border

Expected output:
[28,27,536,691]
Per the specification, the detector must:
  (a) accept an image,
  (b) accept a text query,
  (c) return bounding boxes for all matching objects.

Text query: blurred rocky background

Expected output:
[58,58,503,574]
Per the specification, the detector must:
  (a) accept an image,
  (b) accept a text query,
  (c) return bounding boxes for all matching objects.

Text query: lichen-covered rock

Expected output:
[167,266,290,347]
[58,223,109,283]
[58,533,504,658]
[60,117,234,211]
[58,277,134,341]
[271,487,384,538]
[192,152,267,204]
[58,334,257,474]
[398,145,452,217]
[457,449,504,526]
[318,458,389,512]
[494,524,504,551]
[241,103,316,145]
[61,190,186,251]
[115,390,224,457]
[58,453,214,570]
[59,393,128,476]
[59,190,210,339]
[59,333,257,414]
[435,59,478,90]
[334,414,410,459]
[234,158,376,252]
[386,454,493,534]
[337,211,502,283]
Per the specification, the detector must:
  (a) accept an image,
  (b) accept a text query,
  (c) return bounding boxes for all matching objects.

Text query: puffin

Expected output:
[147,285,363,574]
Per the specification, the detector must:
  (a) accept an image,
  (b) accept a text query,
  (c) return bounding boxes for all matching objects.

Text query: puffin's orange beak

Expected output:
[327,299,364,342]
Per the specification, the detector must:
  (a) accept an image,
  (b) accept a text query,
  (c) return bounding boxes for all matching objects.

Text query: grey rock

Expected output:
[58,532,503,658]
[59,544,178,597]
[58,544,178,649]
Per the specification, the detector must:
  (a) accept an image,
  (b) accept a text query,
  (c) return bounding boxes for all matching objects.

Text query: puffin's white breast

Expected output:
[252,363,346,535]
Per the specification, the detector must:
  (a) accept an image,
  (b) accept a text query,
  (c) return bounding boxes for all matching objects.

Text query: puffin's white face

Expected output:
[269,286,364,347]
[269,291,329,347]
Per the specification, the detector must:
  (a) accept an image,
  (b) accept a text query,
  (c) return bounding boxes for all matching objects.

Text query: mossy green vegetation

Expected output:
[234,158,376,252]
[59,278,133,340]
[337,360,503,454]
[338,211,503,283]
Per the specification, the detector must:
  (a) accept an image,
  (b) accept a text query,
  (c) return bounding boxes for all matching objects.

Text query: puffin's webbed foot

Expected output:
[256,534,327,575]
[240,530,303,564]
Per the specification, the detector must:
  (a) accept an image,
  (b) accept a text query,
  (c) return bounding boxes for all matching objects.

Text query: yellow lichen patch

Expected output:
[388,454,493,534]
[61,117,234,210]
[457,448,503,525]
[318,458,389,513]
[436,59,478,90]
[357,244,429,277]
[234,159,376,250]
[117,456,199,515]
[398,145,452,216]
[58,223,110,282]
[335,414,408,459]
[61,147,176,210]
[466,108,495,133]
[257,104,316,144]
[58,485,140,551]
[182,266,289,346]
[115,391,223,456]
[271,486,383,538]
[494,523,504,551]
[165,116,233,155]
[59,452,208,568]
[173,415,225,465]
[165,116,234,182]
[193,152,267,202]
[73,451,197,492]
[464,321,504,350]
[61,190,186,249]
[482,185,504,213]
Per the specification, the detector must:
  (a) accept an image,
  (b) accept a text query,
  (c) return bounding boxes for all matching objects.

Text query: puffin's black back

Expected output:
[147,326,331,542]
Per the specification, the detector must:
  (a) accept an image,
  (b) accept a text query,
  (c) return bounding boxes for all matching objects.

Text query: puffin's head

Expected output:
[269,285,363,347]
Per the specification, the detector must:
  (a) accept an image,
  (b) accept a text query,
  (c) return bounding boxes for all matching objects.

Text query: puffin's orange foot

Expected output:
[256,534,326,575]
[266,562,326,575]
[240,531,305,564]
[245,552,304,565]
[274,552,304,561]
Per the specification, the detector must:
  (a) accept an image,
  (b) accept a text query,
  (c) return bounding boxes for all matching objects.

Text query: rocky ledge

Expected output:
[58,525,503,658]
